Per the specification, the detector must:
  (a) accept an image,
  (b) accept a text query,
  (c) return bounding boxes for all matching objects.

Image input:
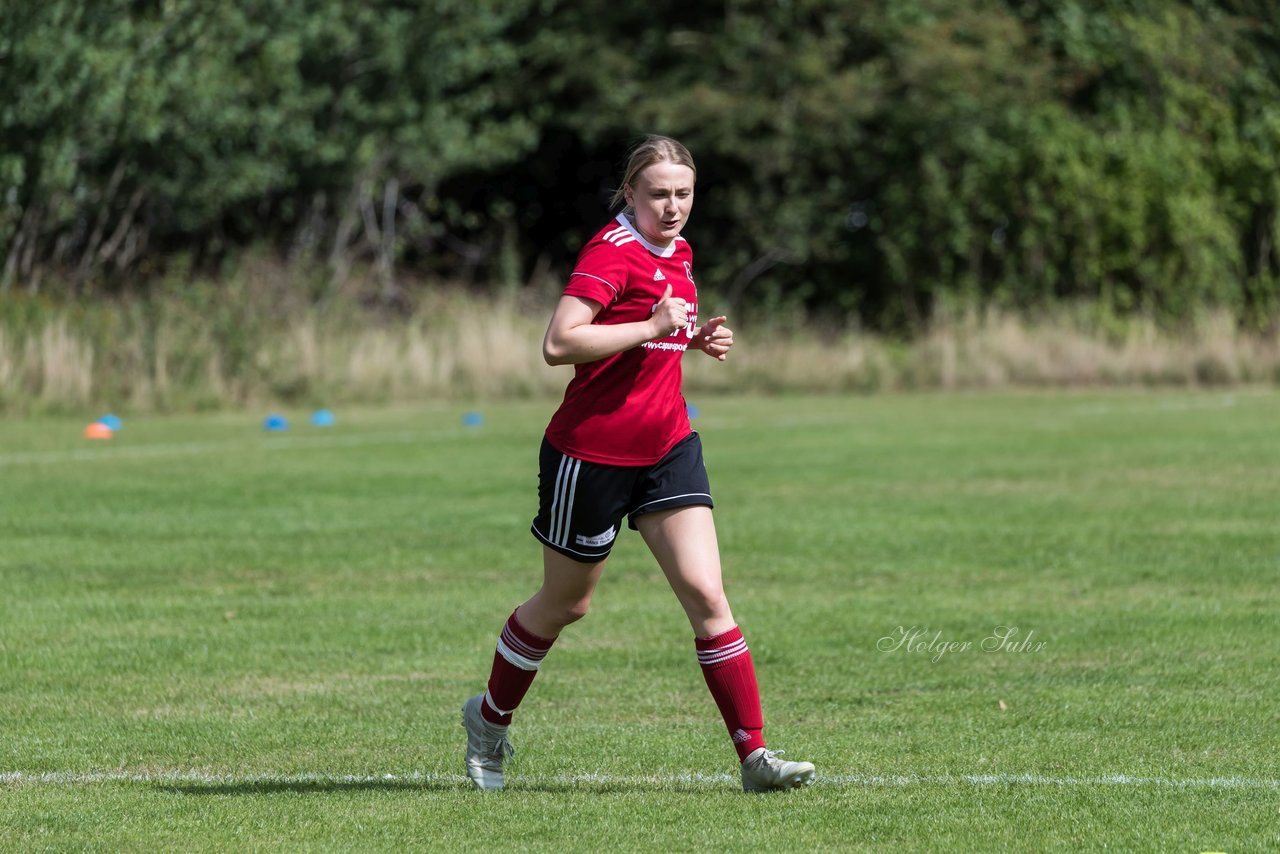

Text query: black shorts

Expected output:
[531,432,714,563]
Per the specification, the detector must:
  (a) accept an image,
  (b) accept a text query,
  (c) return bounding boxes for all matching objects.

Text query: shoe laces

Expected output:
[489,734,515,763]
[748,748,785,769]
[476,725,515,762]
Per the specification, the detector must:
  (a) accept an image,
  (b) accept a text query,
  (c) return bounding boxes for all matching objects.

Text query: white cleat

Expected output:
[462,694,514,790]
[740,747,816,793]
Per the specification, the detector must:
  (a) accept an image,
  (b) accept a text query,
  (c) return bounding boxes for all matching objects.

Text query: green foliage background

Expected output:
[2,0,1278,329]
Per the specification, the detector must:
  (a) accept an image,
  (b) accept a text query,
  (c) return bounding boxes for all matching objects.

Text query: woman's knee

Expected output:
[540,548,604,622]
[557,596,591,626]
[683,586,730,621]
[527,592,591,631]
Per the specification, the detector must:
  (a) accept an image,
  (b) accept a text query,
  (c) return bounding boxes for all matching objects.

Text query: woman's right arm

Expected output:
[542,288,687,366]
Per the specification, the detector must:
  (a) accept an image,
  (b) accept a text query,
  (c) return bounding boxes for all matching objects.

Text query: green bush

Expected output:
[1,1,1276,330]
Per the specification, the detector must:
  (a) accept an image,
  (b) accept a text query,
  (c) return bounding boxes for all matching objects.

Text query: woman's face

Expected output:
[625,160,695,248]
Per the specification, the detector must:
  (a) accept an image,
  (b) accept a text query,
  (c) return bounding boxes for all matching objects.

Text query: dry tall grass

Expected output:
[2,277,1277,414]
[3,318,97,409]
[686,306,1280,394]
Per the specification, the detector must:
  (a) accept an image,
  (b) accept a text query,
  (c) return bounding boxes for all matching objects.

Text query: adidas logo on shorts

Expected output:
[653,269,666,281]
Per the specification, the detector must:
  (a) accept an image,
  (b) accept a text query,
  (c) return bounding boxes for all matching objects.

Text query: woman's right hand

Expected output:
[649,284,688,339]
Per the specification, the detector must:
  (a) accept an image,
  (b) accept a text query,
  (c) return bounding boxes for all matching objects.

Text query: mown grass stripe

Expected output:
[0,429,463,467]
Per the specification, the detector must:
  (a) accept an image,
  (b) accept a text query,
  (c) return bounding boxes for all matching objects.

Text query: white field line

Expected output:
[0,429,465,467]
[1,770,1277,790]
[1067,393,1252,417]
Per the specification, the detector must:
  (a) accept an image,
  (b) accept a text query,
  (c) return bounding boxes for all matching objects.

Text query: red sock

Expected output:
[696,626,766,761]
[481,609,556,725]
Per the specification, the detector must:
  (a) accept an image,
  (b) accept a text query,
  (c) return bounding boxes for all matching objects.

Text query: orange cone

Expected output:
[84,422,114,440]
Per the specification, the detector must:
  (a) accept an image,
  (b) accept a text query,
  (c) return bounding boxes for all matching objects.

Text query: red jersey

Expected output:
[545,213,698,465]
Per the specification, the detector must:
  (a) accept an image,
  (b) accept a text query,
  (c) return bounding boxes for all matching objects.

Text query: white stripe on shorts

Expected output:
[550,455,581,548]
[631,492,713,515]
[560,459,581,547]
[549,455,569,545]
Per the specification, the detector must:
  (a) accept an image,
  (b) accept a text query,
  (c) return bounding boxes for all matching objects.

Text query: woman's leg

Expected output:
[464,547,606,789]
[634,505,734,637]
[479,546,605,725]
[636,505,816,790]
[517,546,607,638]
[636,506,765,759]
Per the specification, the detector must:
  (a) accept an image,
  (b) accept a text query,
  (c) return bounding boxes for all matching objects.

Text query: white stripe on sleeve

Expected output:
[568,272,620,297]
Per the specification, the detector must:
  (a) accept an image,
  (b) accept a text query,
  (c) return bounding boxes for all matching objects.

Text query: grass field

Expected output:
[1,390,1277,851]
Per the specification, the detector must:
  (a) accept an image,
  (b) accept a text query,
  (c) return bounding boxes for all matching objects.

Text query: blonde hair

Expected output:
[610,135,697,211]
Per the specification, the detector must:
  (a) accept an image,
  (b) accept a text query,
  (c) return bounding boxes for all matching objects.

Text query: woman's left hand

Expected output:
[692,316,733,361]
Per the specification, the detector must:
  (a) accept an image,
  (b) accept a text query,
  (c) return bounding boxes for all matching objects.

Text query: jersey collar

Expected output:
[615,213,682,258]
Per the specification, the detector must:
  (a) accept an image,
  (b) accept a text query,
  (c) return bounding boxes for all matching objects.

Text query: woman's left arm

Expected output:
[691,316,733,361]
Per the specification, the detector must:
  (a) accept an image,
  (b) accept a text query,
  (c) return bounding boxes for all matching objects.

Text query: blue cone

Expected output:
[311,409,336,427]
[99,414,123,431]
[462,412,484,428]
[264,414,289,432]
[686,403,699,420]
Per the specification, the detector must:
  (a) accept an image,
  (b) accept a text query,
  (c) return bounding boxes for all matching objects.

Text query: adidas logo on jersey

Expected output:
[653,269,666,281]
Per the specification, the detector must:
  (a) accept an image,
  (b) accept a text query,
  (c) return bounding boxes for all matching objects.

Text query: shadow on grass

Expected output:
[162,780,464,796]
[162,779,725,796]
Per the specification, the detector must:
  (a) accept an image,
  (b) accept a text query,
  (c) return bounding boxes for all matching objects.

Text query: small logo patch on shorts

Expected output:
[575,526,617,548]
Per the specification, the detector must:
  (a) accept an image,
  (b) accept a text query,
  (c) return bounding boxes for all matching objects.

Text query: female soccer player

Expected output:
[462,135,815,793]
